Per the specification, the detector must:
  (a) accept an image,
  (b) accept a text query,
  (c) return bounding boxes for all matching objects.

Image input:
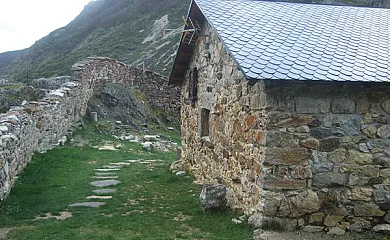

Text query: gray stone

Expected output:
[324,115,362,136]
[324,214,345,227]
[278,190,321,217]
[358,143,370,153]
[362,125,377,138]
[331,98,355,114]
[373,224,390,235]
[175,171,186,176]
[309,212,325,224]
[312,172,349,188]
[347,149,373,164]
[327,227,345,235]
[327,148,346,164]
[95,168,120,172]
[102,165,122,169]
[296,126,309,133]
[92,189,117,194]
[302,225,324,233]
[0,126,8,132]
[349,218,371,232]
[318,138,341,152]
[354,202,385,217]
[68,202,106,208]
[266,131,297,148]
[310,127,333,139]
[142,142,153,151]
[311,162,334,174]
[200,184,227,211]
[95,172,118,176]
[296,97,330,114]
[385,212,390,224]
[378,125,390,139]
[382,99,390,114]
[90,180,120,187]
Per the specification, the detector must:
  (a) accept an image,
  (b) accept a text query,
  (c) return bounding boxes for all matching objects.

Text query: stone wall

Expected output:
[73,57,180,118]
[0,57,180,201]
[180,22,390,232]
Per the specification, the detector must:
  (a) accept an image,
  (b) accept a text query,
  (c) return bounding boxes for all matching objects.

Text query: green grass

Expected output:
[0,123,253,239]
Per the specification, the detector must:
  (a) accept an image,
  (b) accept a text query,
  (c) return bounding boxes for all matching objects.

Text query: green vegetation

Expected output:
[0,121,253,239]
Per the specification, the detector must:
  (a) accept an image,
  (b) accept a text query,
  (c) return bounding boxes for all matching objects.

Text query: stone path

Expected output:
[68,161,134,208]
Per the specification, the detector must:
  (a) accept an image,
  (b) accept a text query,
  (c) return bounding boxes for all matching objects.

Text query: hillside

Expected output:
[0,0,190,81]
[0,0,389,82]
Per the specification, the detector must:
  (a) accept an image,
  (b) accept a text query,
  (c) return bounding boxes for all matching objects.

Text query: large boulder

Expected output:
[200,184,227,211]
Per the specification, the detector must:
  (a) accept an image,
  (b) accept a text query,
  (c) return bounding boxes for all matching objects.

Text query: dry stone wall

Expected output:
[0,57,179,201]
[180,22,390,232]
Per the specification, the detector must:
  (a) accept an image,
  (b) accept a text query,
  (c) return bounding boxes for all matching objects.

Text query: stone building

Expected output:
[170,0,390,233]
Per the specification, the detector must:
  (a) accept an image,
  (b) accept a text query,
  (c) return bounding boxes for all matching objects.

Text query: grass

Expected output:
[0,122,253,239]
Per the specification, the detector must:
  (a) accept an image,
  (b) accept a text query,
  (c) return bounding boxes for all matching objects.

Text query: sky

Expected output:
[0,0,92,53]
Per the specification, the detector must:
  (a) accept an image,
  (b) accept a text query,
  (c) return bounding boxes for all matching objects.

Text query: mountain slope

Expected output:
[1,0,190,81]
[0,0,388,82]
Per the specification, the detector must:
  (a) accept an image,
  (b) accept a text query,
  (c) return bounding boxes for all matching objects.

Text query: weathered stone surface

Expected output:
[296,97,330,114]
[354,202,385,217]
[263,179,306,190]
[362,125,378,138]
[378,125,390,139]
[309,212,325,224]
[299,139,319,149]
[291,166,312,179]
[318,138,341,152]
[373,224,390,235]
[382,99,390,114]
[347,149,373,164]
[347,187,373,201]
[264,148,309,166]
[327,148,346,164]
[324,214,345,227]
[90,180,121,187]
[278,190,321,217]
[310,127,333,139]
[266,131,297,148]
[302,225,324,233]
[326,115,362,136]
[200,184,227,211]
[92,189,117,194]
[261,191,284,215]
[385,212,390,224]
[68,202,106,208]
[349,218,371,232]
[327,227,345,235]
[331,98,355,114]
[312,172,349,188]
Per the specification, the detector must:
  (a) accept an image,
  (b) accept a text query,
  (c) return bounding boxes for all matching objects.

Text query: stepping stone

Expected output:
[90,180,120,187]
[92,176,118,179]
[95,172,118,176]
[93,189,117,194]
[126,160,142,163]
[102,165,122,169]
[68,202,106,208]
[95,168,120,172]
[87,195,112,200]
[109,162,131,166]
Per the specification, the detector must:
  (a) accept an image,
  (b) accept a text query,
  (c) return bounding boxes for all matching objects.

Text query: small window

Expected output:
[188,67,198,104]
[200,108,210,137]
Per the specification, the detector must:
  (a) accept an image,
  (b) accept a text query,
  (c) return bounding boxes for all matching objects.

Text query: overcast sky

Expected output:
[0,0,92,53]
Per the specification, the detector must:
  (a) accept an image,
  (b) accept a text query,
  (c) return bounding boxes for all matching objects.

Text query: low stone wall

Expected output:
[180,22,390,232]
[0,80,92,200]
[0,57,180,201]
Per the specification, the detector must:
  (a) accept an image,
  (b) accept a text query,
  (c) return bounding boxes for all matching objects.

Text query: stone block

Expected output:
[327,148,346,164]
[264,148,309,166]
[312,172,349,188]
[299,139,319,149]
[302,225,324,232]
[362,125,377,138]
[291,166,312,179]
[309,212,325,224]
[296,97,330,114]
[261,191,284,216]
[324,214,345,227]
[347,187,373,201]
[354,202,385,217]
[278,190,321,217]
[200,184,227,211]
[331,98,355,114]
[263,179,306,190]
[328,115,362,136]
[265,131,297,148]
[382,99,390,114]
[378,125,390,139]
[347,149,373,165]
[310,127,333,139]
[373,224,390,235]
[318,138,341,152]
[327,227,345,235]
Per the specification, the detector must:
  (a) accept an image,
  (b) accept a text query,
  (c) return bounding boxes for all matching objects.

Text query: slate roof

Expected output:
[170,0,390,84]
